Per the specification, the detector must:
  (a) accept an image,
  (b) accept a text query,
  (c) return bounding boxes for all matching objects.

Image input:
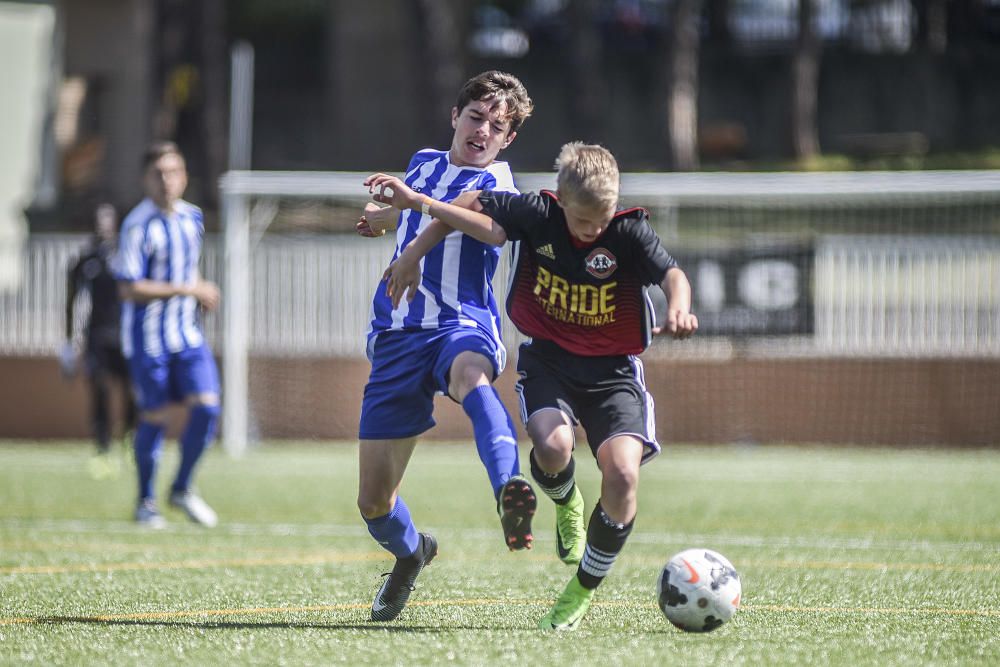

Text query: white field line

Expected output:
[2,517,998,554]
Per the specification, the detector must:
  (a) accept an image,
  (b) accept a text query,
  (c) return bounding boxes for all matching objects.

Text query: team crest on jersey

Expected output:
[585,248,617,278]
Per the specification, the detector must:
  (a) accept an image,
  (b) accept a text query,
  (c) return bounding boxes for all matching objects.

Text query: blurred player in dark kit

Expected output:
[63,202,135,478]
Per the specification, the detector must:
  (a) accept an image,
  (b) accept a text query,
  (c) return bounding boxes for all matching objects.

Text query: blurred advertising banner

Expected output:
[672,244,814,336]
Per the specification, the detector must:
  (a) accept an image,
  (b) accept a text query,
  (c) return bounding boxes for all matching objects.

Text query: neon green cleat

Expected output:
[538,576,595,631]
[555,485,586,565]
[87,452,121,480]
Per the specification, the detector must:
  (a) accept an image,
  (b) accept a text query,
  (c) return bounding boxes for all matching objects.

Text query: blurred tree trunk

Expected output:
[326,0,418,169]
[569,0,607,142]
[915,0,948,52]
[151,0,184,141]
[415,0,467,142]
[705,0,731,45]
[666,0,702,170]
[791,0,821,160]
[199,0,227,209]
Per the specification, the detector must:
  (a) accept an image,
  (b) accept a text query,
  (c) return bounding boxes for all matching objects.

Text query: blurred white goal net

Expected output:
[217,170,1000,455]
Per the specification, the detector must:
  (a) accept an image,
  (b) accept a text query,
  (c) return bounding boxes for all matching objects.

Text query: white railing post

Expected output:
[222,189,250,457]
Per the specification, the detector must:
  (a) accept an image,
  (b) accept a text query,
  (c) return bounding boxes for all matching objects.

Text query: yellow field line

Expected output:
[0,539,314,556]
[744,603,1000,617]
[3,599,998,626]
[0,552,385,575]
[738,559,1000,574]
[4,550,999,576]
[620,555,1000,574]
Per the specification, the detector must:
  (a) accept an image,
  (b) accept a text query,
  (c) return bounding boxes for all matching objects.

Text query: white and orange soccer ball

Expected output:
[657,548,741,632]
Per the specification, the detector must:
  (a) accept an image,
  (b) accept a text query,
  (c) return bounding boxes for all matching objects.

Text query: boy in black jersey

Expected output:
[366,142,697,630]
[63,203,136,477]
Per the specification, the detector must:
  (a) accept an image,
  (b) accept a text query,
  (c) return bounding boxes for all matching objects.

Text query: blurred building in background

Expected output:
[1,0,998,445]
[1,0,998,234]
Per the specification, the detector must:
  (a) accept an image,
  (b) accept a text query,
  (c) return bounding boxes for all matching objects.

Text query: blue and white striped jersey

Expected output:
[116,198,206,359]
[366,149,519,348]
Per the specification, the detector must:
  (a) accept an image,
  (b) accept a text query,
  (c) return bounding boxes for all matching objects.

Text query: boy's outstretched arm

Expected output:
[383,218,450,308]
[364,173,508,246]
[658,267,698,339]
[381,190,483,308]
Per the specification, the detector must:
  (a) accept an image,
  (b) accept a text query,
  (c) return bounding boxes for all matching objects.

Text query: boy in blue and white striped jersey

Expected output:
[355,71,537,622]
[116,141,220,529]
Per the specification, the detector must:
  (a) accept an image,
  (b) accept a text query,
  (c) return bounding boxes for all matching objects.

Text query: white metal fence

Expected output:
[1,234,90,355]
[2,232,999,358]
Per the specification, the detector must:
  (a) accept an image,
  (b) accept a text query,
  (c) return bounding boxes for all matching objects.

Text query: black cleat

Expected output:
[370,532,438,622]
[499,475,537,551]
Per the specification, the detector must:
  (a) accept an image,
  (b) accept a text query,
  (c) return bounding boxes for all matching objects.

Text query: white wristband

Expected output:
[420,197,432,217]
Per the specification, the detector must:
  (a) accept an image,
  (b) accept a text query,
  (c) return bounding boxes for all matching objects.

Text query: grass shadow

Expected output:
[27,616,529,633]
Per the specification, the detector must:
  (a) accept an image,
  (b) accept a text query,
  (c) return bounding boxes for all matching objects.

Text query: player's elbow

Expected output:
[486,225,507,247]
[453,190,482,210]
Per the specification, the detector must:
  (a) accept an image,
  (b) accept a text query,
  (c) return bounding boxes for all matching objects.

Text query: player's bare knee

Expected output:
[603,461,639,497]
[448,352,494,399]
[357,494,393,520]
[357,477,396,519]
[140,408,169,424]
[188,393,219,408]
[533,438,572,472]
[527,411,573,470]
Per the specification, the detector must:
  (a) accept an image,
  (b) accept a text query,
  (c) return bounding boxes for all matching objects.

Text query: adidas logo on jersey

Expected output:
[537,244,555,260]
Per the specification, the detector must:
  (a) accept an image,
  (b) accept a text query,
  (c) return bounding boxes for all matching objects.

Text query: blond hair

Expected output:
[555,142,619,211]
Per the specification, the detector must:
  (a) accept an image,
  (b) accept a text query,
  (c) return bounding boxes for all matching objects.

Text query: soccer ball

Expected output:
[657,548,741,632]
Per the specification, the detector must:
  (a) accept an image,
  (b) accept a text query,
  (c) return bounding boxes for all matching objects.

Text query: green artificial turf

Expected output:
[1,441,998,665]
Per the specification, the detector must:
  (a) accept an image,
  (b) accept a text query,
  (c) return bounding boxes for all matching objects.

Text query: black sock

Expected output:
[576,501,634,590]
[529,449,576,505]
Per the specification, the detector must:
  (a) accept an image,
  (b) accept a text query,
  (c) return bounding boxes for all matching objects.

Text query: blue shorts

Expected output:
[129,344,220,412]
[359,327,505,440]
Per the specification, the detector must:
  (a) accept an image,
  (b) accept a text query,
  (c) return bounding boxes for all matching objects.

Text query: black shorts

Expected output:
[85,338,129,381]
[514,338,660,464]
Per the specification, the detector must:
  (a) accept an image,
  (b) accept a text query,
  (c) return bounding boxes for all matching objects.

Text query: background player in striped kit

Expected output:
[116,142,221,529]
[354,71,538,622]
[367,142,698,630]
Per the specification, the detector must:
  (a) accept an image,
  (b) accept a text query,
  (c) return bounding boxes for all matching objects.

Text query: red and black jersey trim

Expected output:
[540,189,649,223]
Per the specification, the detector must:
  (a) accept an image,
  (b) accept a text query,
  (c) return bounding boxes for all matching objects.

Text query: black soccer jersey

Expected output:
[478,189,678,357]
[68,238,121,346]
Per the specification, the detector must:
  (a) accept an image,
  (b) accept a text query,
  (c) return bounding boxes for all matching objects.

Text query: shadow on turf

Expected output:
[27,617,675,634]
[28,617,528,632]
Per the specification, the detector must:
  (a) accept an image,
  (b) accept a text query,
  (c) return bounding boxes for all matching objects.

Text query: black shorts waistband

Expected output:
[524,337,631,363]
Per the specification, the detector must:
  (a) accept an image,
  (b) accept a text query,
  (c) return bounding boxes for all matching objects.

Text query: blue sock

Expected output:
[462,385,520,498]
[364,497,420,559]
[134,420,166,502]
[172,403,219,493]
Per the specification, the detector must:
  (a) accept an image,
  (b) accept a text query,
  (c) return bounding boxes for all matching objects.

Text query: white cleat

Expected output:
[169,490,218,527]
[135,500,168,530]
